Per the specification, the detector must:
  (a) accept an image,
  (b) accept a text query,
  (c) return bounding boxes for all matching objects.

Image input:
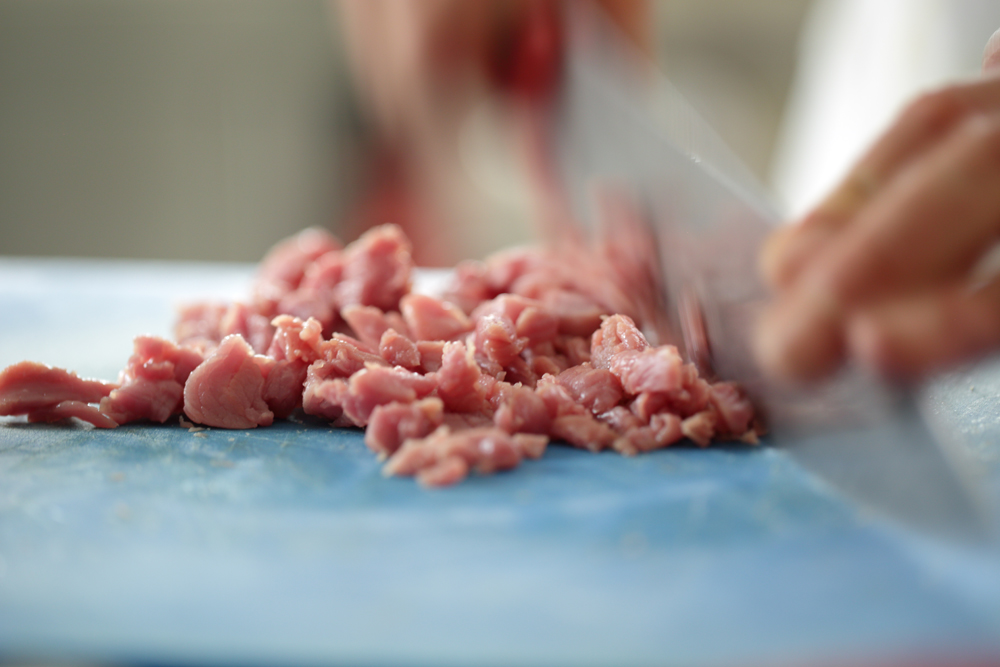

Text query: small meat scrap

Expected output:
[1,224,759,487]
[0,361,117,415]
[383,426,549,487]
[365,397,444,458]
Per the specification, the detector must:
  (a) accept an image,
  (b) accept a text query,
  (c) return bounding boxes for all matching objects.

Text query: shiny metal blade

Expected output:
[549,2,992,541]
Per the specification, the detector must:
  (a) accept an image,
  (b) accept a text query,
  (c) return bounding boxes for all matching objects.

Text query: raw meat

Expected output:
[0,224,759,486]
[183,335,274,429]
[0,362,117,417]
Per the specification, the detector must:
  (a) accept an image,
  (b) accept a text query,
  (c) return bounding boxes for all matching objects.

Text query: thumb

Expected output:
[985,27,1000,74]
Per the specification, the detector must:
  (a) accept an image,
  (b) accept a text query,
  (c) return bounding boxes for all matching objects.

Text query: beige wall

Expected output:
[0,1,811,262]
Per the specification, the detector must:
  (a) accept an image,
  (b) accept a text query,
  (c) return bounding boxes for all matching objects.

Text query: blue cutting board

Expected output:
[2,258,999,667]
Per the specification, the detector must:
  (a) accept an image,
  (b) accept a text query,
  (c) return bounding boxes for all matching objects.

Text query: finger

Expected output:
[984,27,1000,74]
[757,112,1000,381]
[848,277,1000,381]
[762,77,1000,289]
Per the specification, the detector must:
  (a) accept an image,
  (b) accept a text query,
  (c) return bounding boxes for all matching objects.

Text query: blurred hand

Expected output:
[337,0,650,141]
[756,28,1000,382]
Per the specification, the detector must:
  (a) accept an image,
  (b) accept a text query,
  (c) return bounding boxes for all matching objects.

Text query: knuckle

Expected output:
[899,86,970,136]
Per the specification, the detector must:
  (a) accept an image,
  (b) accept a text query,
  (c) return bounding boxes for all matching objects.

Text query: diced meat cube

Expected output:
[305,365,436,427]
[554,364,623,415]
[416,340,446,373]
[608,346,685,396]
[493,384,551,434]
[681,410,717,447]
[400,294,472,341]
[220,302,276,354]
[612,427,658,456]
[535,374,588,418]
[252,227,342,313]
[174,302,228,347]
[183,335,274,429]
[298,249,346,293]
[318,334,387,378]
[432,341,488,413]
[365,397,445,458]
[334,224,413,312]
[341,304,398,348]
[599,405,645,434]
[591,314,649,370]
[473,313,527,367]
[549,413,618,452]
[379,329,421,369]
[98,336,205,425]
[709,381,755,437]
[541,290,607,336]
[554,336,591,367]
[650,413,683,447]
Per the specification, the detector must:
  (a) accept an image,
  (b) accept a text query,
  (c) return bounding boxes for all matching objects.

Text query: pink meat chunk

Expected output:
[28,400,119,429]
[709,381,755,437]
[599,405,645,434]
[305,365,437,427]
[174,302,228,348]
[384,426,545,487]
[298,249,345,293]
[432,341,488,413]
[541,290,607,336]
[554,363,623,415]
[591,314,649,370]
[379,329,421,369]
[317,334,387,378]
[554,335,591,367]
[416,340,446,373]
[365,397,445,457]
[265,315,326,414]
[613,413,683,456]
[183,335,274,429]
[549,413,618,452]
[681,410,717,447]
[334,224,413,312]
[0,361,118,416]
[535,374,588,418]
[608,346,685,395]
[493,384,551,435]
[473,313,527,367]
[99,336,205,425]
[400,294,472,341]
[252,227,342,313]
[341,305,398,348]
[220,302,275,354]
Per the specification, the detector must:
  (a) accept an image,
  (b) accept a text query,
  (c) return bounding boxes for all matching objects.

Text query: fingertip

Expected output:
[754,296,845,383]
[983,27,1000,74]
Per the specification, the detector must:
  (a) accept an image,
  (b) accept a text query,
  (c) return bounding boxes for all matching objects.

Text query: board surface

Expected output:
[2,258,999,667]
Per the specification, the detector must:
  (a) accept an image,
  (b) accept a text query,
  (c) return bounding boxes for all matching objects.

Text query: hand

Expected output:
[755,29,1000,382]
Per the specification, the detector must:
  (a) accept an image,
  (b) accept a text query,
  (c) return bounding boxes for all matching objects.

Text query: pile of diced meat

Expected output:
[0,225,758,487]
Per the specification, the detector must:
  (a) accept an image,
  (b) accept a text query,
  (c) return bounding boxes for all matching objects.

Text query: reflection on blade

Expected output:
[550,1,992,541]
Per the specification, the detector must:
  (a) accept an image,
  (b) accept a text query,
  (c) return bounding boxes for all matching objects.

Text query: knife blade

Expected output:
[547,2,992,542]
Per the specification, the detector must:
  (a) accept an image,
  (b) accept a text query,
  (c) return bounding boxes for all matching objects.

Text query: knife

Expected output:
[547,2,992,542]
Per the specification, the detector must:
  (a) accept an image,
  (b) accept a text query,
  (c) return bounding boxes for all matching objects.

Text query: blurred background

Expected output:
[0,0,996,264]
